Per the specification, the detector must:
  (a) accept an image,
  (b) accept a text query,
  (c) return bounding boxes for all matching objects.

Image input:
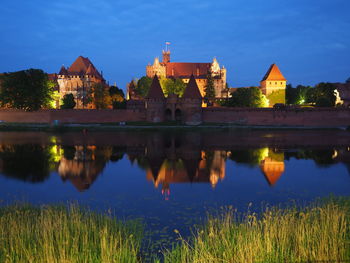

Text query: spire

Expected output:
[182,74,202,99]
[59,65,68,75]
[261,63,286,81]
[146,75,165,99]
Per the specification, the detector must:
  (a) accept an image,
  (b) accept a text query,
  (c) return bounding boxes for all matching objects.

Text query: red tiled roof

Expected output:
[166,62,211,79]
[68,56,91,74]
[147,75,165,99]
[85,63,100,76]
[183,74,202,99]
[58,66,68,75]
[61,56,103,79]
[47,73,57,81]
[261,64,286,81]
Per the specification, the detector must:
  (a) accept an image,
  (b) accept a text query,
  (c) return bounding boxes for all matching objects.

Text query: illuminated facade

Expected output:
[146,50,228,98]
[260,63,287,106]
[57,56,106,109]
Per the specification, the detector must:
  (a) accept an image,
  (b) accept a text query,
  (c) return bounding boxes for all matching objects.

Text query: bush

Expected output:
[61,93,76,109]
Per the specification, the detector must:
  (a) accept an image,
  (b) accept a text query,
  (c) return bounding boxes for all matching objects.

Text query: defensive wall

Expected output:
[0,109,146,123]
[202,107,350,127]
[0,107,349,128]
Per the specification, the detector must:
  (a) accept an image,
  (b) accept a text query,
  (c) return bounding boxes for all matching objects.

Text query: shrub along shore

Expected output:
[0,198,349,263]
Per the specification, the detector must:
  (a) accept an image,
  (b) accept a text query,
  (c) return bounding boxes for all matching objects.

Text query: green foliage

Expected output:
[160,77,186,97]
[204,70,215,99]
[109,85,126,109]
[61,93,76,109]
[88,83,111,109]
[136,76,152,98]
[313,82,336,107]
[0,69,55,111]
[0,204,143,263]
[223,87,268,107]
[286,84,298,104]
[267,89,285,106]
[316,96,333,107]
[163,198,350,263]
[286,83,335,107]
[229,147,269,167]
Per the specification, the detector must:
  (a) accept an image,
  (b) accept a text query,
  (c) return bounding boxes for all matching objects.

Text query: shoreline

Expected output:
[0,122,349,132]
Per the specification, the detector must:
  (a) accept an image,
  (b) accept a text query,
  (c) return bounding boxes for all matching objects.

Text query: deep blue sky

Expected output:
[0,0,349,91]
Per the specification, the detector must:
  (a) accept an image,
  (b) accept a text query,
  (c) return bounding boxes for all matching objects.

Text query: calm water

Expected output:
[0,130,350,249]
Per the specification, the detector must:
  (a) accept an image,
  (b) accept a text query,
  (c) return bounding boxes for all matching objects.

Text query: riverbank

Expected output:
[1,198,349,263]
[0,122,348,132]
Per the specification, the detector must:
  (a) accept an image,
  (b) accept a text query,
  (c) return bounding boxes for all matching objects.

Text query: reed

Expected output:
[0,204,142,263]
[163,197,350,263]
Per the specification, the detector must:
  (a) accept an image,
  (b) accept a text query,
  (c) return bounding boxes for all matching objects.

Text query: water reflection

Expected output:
[0,131,349,192]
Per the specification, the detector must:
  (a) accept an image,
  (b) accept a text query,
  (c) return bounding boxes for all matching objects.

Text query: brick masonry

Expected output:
[0,108,349,127]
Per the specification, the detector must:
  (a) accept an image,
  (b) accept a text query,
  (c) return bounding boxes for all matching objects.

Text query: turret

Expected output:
[181,74,203,125]
[146,75,166,122]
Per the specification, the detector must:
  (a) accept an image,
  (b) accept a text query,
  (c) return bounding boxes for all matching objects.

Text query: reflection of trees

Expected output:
[229,148,269,167]
[230,148,285,186]
[0,144,54,182]
[285,149,336,167]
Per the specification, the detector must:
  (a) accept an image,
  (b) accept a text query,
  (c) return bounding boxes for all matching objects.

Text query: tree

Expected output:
[305,82,336,106]
[88,83,111,109]
[204,70,216,100]
[61,93,76,109]
[136,76,152,97]
[0,69,55,111]
[315,97,333,107]
[109,85,126,109]
[159,77,186,97]
[223,87,268,107]
[346,77,350,84]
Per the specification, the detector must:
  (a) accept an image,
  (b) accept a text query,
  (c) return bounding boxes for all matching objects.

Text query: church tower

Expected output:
[162,50,170,63]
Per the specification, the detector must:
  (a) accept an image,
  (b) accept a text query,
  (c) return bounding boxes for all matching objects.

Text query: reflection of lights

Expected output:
[49,145,63,163]
[332,150,338,159]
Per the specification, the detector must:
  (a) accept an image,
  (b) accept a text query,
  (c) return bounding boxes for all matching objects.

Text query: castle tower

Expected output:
[260,63,286,106]
[181,74,203,125]
[162,50,170,63]
[146,75,165,123]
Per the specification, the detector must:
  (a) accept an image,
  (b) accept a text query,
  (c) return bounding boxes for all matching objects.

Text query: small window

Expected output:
[275,82,277,85]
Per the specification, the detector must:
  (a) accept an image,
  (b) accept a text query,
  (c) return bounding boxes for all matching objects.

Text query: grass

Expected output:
[0,198,349,263]
[0,203,143,263]
[162,197,350,263]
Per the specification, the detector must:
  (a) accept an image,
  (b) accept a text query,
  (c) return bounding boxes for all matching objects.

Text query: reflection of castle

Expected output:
[259,150,285,186]
[146,151,226,192]
[260,156,285,186]
[58,146,108,191]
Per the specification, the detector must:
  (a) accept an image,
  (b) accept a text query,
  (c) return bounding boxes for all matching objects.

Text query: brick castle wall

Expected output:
[0,108,349,127]
[0,109,146,123]
[202,107,350,127]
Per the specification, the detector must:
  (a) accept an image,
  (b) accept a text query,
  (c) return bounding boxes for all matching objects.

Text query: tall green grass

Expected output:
[0,204,142,263]
[163,198,350,263]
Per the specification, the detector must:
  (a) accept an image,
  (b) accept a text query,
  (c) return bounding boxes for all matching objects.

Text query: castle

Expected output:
[146,49,228,98]
[56,56,106,108]
[260,63,287,106]
[143,74,203,124]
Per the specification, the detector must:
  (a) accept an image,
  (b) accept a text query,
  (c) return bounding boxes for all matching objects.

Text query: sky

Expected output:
[0,0,349,92]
